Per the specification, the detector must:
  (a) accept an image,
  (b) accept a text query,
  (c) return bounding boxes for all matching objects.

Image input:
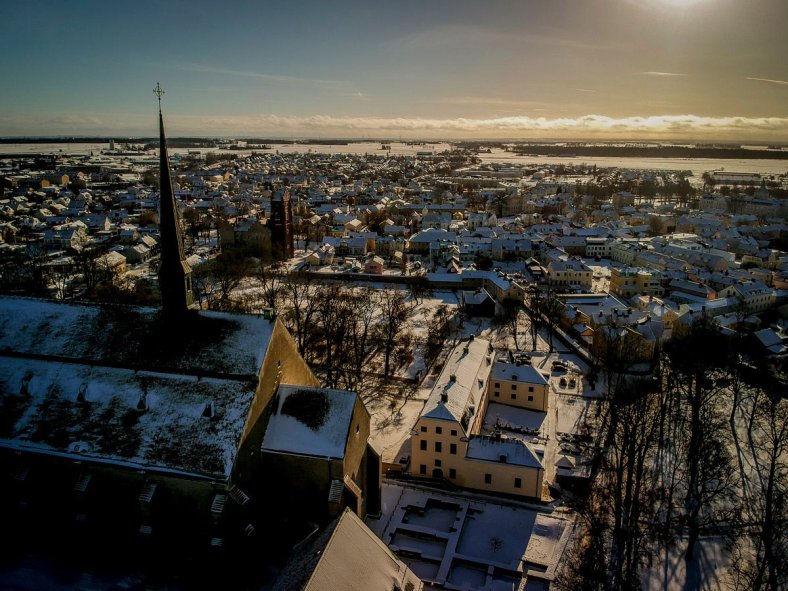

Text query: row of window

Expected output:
[493,392,535,402]
[493,383,535,392]
[419,440,457,454]
[418,465,522,489]
[419,425,458,436]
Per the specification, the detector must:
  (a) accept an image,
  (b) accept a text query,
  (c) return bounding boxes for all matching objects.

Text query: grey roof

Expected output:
[490,361,549,385]
[288,509,423,591]
[466,436,543,469]
[0,355,254,478]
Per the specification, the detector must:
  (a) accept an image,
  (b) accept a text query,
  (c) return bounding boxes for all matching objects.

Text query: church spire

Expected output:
[155,83,194,316]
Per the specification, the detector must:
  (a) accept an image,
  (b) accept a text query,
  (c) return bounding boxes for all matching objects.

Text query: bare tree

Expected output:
[254,260,283,312]
[663,319,739,567]
[346,287,378,389]
[281,271,319,361]
[729,381,788,591]
[378,288,408,378]
[500,299,522,351]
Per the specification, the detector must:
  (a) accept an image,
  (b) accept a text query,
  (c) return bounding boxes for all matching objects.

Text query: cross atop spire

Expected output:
[153,82,165,112]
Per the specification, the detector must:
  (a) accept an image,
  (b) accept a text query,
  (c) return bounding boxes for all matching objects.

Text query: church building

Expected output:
[0,102,379,584]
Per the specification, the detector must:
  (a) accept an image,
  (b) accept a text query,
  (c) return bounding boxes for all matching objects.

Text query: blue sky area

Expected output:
[1,0,786,139]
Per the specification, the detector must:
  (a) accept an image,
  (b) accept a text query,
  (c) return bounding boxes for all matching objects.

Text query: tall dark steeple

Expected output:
[155,83,195,316]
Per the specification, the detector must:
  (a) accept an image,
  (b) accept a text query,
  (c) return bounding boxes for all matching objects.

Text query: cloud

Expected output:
[745,77,788,86]
[640,71,687,77]
[2,112,787,139]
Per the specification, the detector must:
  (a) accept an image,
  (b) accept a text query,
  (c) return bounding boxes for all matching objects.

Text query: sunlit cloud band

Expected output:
[190,114,788,133]
[2,113,788,139]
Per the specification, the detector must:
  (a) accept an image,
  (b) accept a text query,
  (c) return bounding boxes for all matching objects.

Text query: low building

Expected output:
[363,255,385,275]
[488,359,550,412]
[586,237,612,259]
[219,216,272,258]
[547,258,592,291]
[461,288,496,317]
[307,243,335,266]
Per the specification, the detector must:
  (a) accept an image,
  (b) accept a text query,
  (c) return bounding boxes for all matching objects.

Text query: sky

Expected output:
[0,0,787,140]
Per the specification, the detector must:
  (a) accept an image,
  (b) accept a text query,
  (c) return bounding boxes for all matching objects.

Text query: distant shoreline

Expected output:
[1,138,786,160]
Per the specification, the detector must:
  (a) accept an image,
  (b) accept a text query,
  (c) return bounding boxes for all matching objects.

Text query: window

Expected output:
[484,473,492,484]
[511,393,516,400]
[436,426,442,434]
[450,443,457,455]
[420,440,427,451]
[528,386,534,392]
[435,442,442,453]
[528,395,534,402]
[449,468,456,479]
[419,464,427,475]
[495,382,500,388]
[494,391,500,397]
[514,477,522,488]
[451,430,457,436]
[420,426,427,432]
[435,459,442,467]
[511,384,516,390]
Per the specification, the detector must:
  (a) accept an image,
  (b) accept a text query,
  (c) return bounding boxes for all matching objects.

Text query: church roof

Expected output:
[0,295,279,479]
[0,354,253,478]
[0,296,272,379]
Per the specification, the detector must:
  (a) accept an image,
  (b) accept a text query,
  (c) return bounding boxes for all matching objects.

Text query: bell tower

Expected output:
[270,189,294,260]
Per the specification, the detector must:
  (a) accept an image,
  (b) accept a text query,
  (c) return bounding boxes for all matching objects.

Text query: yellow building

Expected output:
[410,337,544,499]
[609,267,664,300]
[488,359,549,412]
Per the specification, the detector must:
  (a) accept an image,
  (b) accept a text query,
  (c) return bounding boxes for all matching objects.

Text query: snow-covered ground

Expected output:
[640,537,732,591]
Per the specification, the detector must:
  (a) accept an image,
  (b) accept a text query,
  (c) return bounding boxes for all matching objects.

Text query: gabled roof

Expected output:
[274,509,422,591]
[421,338,493,429]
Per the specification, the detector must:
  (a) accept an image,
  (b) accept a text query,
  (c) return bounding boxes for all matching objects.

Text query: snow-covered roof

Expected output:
[261,385,358,459]
[0,296,273,378]
[490,360,549,386]
[421,337,493,430]
[0,296,286,478]
[0,355,254,478]
[466,436,543,469]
